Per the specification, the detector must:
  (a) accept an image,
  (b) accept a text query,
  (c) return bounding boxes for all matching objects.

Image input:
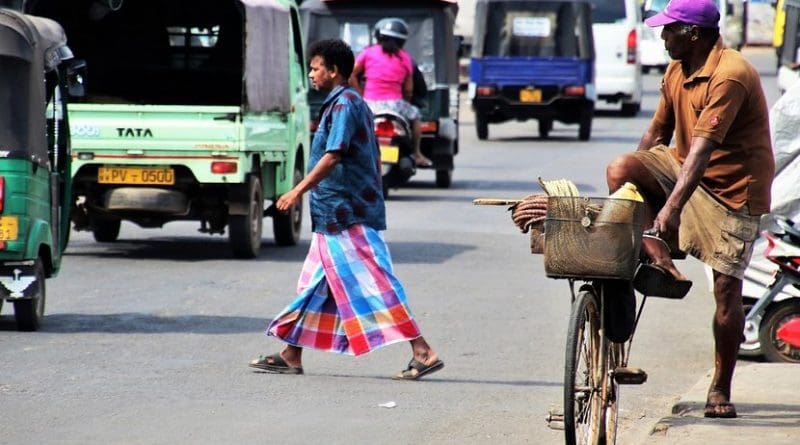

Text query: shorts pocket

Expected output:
[714,212,759,264]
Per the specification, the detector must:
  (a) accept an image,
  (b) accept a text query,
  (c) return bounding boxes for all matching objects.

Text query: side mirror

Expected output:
[65,59,87,98]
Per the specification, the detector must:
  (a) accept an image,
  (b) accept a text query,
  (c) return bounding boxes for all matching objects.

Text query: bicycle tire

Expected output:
[601,343,623,445]
[564,288,604,445]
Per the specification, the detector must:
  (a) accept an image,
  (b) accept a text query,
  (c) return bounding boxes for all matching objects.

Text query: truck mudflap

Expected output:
[0,261,41,300]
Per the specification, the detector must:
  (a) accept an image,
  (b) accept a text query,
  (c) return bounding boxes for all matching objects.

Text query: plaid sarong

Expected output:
[266,224,421,356]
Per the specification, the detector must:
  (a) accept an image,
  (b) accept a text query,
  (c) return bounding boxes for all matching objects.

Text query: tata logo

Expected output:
[116,128,154,137]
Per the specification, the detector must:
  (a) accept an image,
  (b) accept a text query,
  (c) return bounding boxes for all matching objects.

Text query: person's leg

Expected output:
[409,336,439,365]
[277,345,303,368]
[705,270,743,417]
[410,119,430,166]
[606,152,686,280]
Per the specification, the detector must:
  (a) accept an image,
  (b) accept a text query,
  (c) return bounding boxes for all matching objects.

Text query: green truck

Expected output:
[26,0,310,258]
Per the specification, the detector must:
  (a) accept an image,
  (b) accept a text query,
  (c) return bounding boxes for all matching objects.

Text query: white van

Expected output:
[590,0,643,116]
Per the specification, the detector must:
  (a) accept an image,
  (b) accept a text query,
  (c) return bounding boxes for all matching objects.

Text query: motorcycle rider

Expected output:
[349,17,432,167]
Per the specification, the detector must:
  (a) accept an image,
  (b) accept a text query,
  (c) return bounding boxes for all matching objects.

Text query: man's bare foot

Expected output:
[642,236,688,281]
[704,390,737,418]
[411,153,432,167]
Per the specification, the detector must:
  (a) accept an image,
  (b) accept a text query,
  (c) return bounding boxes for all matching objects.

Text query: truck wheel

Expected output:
[476,113,488,140]
[273,167,303,246]
[14,260,46,332]
[539,119,552,139]
[92,217,121,242]
[435,169,452,188]
[578,111,592,141]
[229,175,263,258]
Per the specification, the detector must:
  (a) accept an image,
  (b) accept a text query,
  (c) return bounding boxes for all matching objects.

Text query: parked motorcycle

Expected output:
[373,110,415,198]
[740,216,800,363]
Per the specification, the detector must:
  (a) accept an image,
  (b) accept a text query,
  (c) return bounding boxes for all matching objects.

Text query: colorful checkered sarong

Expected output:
[266,224,421,356]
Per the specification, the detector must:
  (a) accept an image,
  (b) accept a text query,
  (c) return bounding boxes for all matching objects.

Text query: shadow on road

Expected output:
[0,312,270,334]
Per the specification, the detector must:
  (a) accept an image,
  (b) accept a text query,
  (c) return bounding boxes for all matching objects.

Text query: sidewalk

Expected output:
[639,363,800,444]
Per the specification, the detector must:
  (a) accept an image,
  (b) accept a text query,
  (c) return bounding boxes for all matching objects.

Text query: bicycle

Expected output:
[542,196,686,445]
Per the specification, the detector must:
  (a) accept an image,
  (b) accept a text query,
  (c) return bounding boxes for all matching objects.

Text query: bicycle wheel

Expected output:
[564,288,605,445]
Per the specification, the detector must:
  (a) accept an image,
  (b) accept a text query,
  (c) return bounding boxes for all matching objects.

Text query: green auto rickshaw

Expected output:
[0,8,84,330]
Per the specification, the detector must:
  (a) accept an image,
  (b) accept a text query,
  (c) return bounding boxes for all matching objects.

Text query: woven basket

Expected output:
[544,196,644,280]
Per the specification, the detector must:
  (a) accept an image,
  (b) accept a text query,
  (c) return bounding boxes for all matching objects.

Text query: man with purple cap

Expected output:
[606,0,774,419]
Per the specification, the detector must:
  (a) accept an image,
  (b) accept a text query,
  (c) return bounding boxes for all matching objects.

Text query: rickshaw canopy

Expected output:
[0,8,70,163]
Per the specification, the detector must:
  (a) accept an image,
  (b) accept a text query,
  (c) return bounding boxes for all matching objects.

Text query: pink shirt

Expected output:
[355,45,413,101]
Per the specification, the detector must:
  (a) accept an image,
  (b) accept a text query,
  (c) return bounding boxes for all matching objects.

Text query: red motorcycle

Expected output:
[740,216,800,362]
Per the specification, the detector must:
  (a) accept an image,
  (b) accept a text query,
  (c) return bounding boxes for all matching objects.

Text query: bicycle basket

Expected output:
[543,196,644,280]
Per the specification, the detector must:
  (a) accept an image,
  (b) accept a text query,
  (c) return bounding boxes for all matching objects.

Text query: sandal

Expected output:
[393,358,444,381]
[248,353,304,375]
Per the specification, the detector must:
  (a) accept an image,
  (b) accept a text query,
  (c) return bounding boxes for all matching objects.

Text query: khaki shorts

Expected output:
[632,145,760,279]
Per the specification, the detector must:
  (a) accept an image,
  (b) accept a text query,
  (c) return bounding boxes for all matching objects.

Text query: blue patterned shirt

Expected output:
[309,85,386,234]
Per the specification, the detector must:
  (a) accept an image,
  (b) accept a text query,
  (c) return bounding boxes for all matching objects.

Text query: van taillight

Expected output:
[627,29,637,64]
[563,85,586,96]
[0,176,4,213]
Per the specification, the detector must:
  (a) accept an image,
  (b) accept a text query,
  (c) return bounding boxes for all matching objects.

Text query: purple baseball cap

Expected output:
[645,0,720,28]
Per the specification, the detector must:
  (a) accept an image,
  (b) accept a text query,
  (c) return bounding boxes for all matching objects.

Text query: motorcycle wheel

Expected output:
[738,297,762,358]
[758,300,800,363]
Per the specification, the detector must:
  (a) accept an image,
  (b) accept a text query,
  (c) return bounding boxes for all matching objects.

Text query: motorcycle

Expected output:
[373,110,415,198]
[740,216,800,363]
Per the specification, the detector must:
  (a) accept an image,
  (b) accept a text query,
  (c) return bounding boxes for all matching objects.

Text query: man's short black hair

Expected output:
[308,39,355,80]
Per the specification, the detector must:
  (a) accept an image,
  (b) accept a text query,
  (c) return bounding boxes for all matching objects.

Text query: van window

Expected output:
[590,0,626,24]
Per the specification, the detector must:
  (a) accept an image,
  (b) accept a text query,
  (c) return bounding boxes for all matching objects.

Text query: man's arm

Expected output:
[276,152,342,212]
[652,136,717,237]
[349,63,365,95]
[638,119,674,150]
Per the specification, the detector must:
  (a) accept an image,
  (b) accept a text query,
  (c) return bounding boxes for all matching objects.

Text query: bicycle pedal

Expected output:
[613,367,648,385]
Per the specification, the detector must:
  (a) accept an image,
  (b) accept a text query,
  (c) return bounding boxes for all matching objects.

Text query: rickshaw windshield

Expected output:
[0,57,30,152]
[306,13,437,89]
[475,1,593,58]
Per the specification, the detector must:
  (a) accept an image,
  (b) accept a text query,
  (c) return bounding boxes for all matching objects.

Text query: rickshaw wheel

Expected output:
[230,175,263,258]
[578,113,592,141]
[435,169,452,188]
[14,260,46,332]
[273,166,303,246]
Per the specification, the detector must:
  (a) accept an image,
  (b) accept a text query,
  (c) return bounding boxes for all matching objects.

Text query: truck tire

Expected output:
[476,113,488,140]
[229,175,263,258]
[14,260,46,332]
[273,167,303,246]
[92,217,121,242]
[578,110,592,141]
[539,119,552,139]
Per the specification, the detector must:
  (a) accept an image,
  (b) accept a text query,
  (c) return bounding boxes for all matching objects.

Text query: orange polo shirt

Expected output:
[650,38,774,215]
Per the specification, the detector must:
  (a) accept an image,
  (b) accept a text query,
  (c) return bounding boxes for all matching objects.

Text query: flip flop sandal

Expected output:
[248,353,304,375]
[704,401,737,418]
[633,263,692,299]
[393,358,444,381]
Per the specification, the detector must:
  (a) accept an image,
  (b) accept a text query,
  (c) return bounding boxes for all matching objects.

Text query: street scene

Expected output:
[1,0,799,444]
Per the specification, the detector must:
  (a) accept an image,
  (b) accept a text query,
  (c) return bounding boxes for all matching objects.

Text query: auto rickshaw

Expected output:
[299,0,461,189]
[469,0,596,140]
[0,8,84,330]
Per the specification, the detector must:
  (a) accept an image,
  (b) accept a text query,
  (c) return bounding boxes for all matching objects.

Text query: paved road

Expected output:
[0,48,780,445]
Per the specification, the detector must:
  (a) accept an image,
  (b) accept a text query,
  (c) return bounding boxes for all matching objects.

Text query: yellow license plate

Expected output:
[0,216,18,241]
[519,88,542,103]
[98,167,175,185]
[380,145,400,164]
